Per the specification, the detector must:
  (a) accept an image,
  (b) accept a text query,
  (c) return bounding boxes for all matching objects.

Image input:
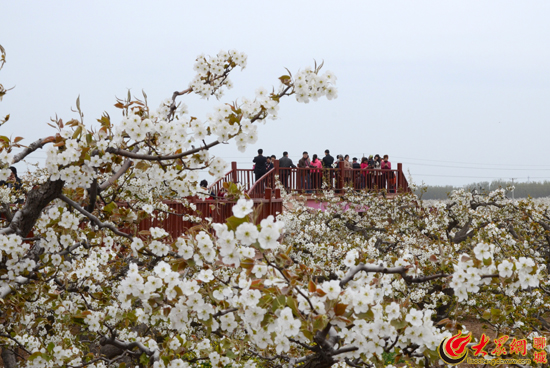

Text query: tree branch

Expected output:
[0,276,30,298]
[106,139,220,161]
[12,137,55,164]
[58,194,132,239]
[98,158,133,191]
[340,263,449,287]
[100,337,159,363]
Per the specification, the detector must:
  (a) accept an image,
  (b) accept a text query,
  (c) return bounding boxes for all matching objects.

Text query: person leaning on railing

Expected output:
[278,151,296,190]
[309,154,323,191]
[252,148,267,182]
[322,149,335,189]
[371,154,382,189]
[343,155,352,186]
[381,155,395,193]
[297,152,311,193]
[360,157,369,189]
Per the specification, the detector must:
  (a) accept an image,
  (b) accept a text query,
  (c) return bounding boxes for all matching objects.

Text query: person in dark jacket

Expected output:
[0,167,22,190]
[279,152,295,169]
[297,151,311,192]
[253,149,267,182]
[279,151,295,190]
[266,157,274,172]
[322,149,334,168]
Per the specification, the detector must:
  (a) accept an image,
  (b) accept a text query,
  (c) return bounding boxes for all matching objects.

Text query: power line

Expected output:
[410,173,550,180]
[401,162,550,171]
[392,155,550,167]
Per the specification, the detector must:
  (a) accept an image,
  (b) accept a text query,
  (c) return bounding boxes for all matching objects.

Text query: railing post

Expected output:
[338,161,345,191]
[397,163,403,192]
[274,159,279,177]
[265,188,272,221]
[231,161,237,183]
[274,159,279,189]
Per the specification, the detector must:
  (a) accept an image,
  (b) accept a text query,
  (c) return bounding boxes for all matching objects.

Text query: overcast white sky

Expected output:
[2,1,550,186]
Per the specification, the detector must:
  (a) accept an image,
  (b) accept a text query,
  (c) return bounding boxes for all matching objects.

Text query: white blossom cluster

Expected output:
[190,49,246,99]
[293,68,338,103]
[0,150,12,180]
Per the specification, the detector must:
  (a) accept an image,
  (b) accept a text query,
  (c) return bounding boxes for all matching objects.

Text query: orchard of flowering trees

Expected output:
[0,43,550,368]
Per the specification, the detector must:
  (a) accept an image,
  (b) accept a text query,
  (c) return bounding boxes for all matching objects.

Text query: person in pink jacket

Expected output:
[310,154,323,190]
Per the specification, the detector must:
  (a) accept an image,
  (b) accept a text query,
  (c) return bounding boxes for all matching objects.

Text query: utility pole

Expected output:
[511,178,517,199]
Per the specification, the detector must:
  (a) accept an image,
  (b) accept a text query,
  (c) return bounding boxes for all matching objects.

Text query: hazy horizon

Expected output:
[2,1,549,186]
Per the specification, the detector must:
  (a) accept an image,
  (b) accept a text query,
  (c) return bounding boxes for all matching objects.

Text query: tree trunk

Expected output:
[1,348,17,368]
[301,354,336,368]
[7,179,64,236]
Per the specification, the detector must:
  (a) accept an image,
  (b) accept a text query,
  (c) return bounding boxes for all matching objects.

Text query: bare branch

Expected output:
[106,139,220,162]
[340,263,449,287]
[212,308,238,318]
[99,158,133,191]
[58,194,132,239]
[0,334,32,355]
[12,137,54,164]
[100,336,159,363]
[0,276,30,299]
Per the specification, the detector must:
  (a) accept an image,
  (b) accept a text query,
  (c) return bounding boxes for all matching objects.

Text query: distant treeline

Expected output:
[414,180,550,200]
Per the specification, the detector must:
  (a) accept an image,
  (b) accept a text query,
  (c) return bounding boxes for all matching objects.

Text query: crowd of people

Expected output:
[253,149,396,192]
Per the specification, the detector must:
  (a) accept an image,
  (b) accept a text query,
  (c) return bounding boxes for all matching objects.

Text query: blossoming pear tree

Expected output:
[1,42,549,368]
[280,186,550,366]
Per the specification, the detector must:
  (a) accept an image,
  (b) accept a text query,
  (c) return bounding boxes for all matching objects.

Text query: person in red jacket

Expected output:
[360,157,369,189]
[381,155,394,192]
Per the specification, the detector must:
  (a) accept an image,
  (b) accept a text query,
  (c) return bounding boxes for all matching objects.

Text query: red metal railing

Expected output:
[209,160,409,198]
[136,191,283,239]
[134,160,408,238]
[247,167,276,199]
[278,161,409,194]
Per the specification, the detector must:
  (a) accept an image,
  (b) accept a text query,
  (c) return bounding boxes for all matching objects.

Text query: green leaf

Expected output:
[390,319,407,330]
[226,350,237,359]
[279,75,291,85]
[103,202,117,214]
[72,126,82,140]
[313,314,327,332]
[287,296,300,317]
[272,295,286,312]
[139,353,149,366]
[47,342,55,353]
[357,309,374,321]
[226,215,248,231]
[301,328,314,341]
